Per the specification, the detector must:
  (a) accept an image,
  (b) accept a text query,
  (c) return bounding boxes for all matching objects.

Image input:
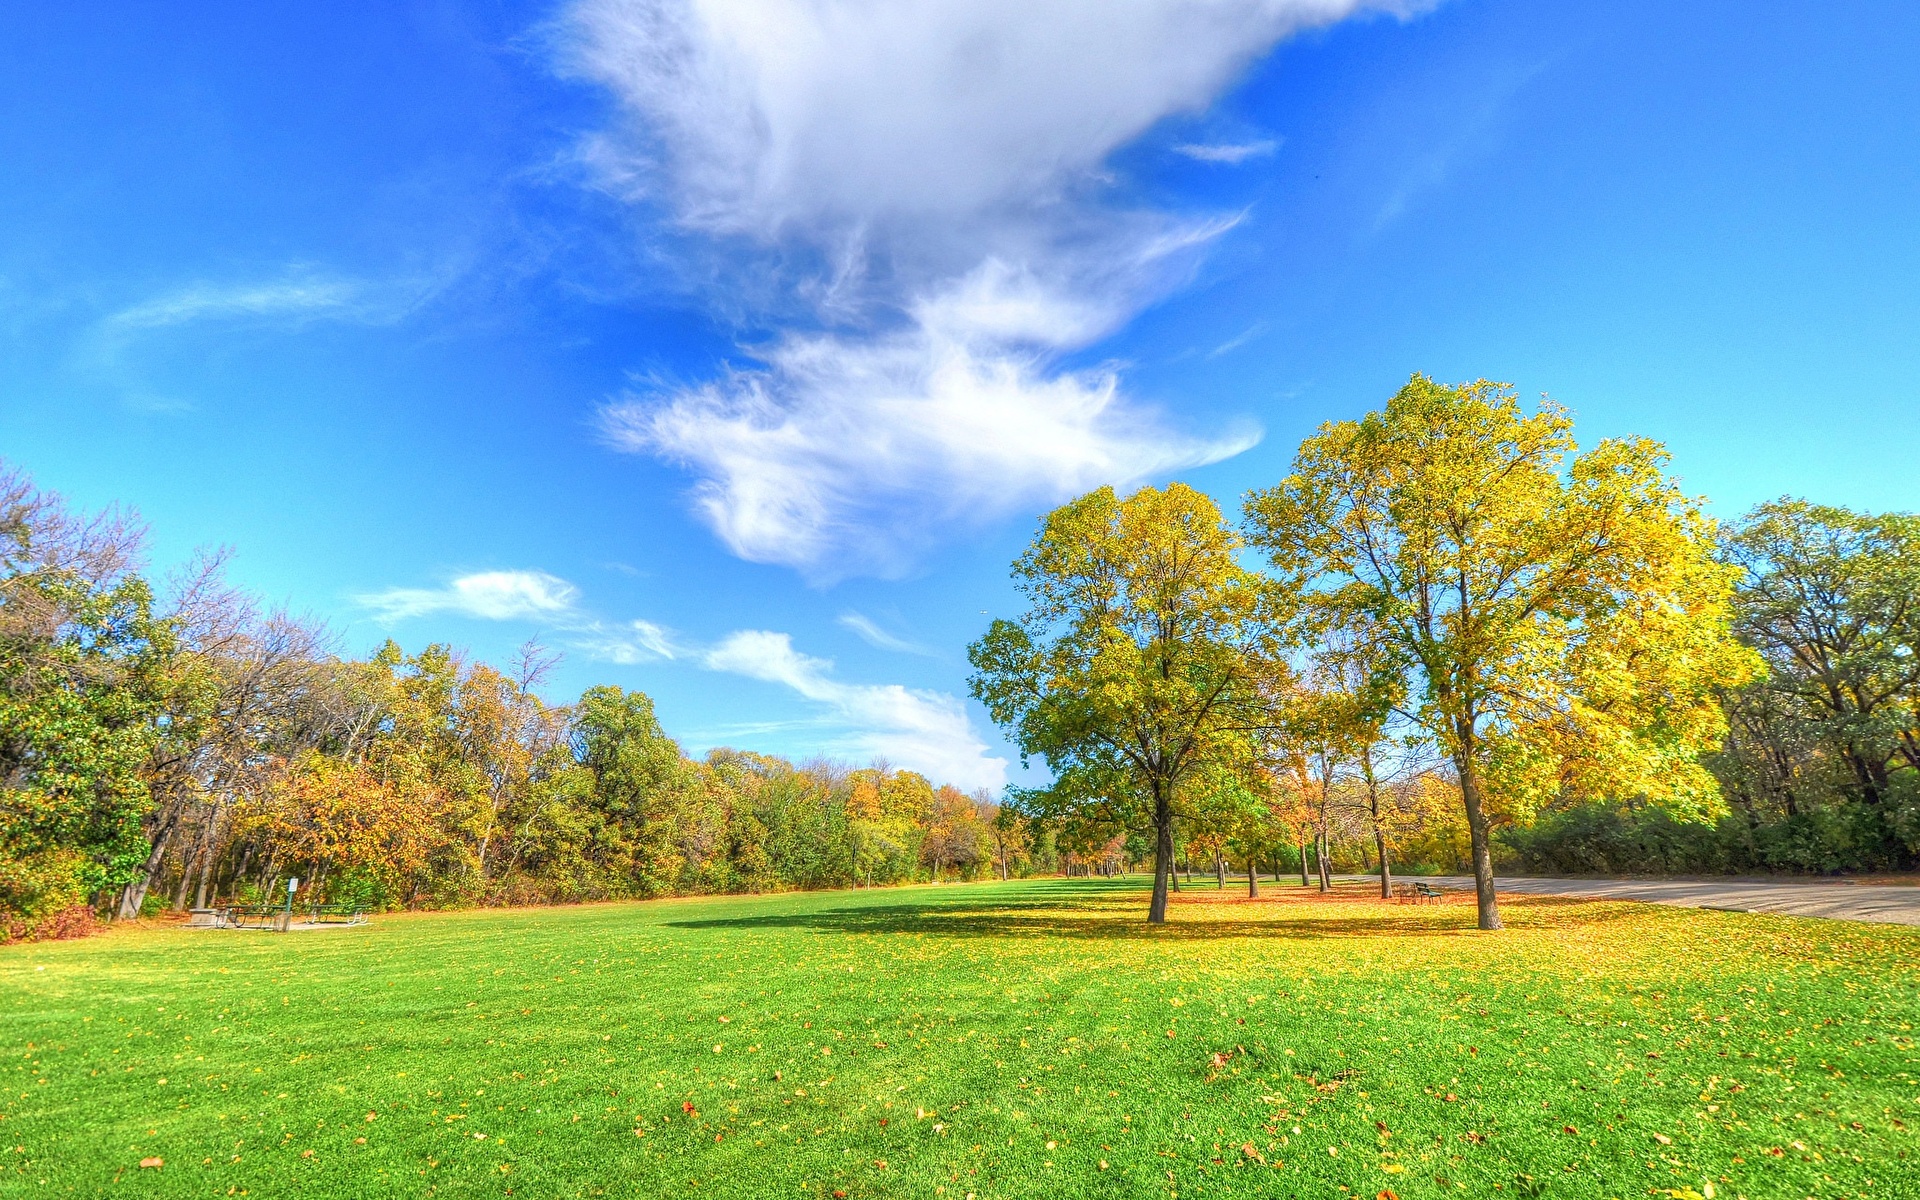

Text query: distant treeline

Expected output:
[0,466,1068,940]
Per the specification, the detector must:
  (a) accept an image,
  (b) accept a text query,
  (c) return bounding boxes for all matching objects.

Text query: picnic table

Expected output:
[191,903,367,930]
[216,905,292,931]
[300,903,368,926]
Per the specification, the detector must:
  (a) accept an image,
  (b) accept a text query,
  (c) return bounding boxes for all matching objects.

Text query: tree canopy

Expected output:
[968,483,1282,922]
[1244,375,1755,928]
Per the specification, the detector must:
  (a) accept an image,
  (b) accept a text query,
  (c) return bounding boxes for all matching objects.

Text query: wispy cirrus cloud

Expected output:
[353,568,683,664]
[559,0,1420,577]
[101,266,447,334]
[1172,138,1280,164]
[567,618,681,663]
[704,629,1006,789]
[837,611,936,657]
[106,277,367,330]
[355,570,582,622]
[85,266,454,411]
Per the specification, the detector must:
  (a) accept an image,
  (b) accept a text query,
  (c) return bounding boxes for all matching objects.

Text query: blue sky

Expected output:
[3,0,1916,791]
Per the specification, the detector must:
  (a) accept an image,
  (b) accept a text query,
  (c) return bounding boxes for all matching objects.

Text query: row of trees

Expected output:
[971,376,1917,929]
[0,465,1069,939]
[5,376,1911,937]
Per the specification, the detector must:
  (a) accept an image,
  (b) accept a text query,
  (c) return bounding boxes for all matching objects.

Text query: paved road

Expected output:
[1409,875,1920,926]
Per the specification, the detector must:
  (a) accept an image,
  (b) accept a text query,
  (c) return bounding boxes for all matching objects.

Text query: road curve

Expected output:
[1408,875,1920,926]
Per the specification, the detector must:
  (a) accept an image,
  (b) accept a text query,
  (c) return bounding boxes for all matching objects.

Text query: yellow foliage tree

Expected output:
[1246,376,1757,928]
[237,754,443,905]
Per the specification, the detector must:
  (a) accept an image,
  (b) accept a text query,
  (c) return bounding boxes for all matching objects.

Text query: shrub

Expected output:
[1500,800,1917,876]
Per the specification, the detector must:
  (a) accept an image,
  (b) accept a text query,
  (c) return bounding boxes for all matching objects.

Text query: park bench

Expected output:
[1412,882,1444,902]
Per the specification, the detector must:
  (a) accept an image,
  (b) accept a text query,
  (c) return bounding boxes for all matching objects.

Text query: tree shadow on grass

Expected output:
[664,891,1637,943]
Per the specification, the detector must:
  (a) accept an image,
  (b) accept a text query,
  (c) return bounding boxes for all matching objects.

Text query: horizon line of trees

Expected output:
[4,375,1915,939]
[0,465,1085,941]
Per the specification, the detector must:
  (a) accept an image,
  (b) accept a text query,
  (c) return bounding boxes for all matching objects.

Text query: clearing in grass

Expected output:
[2,877,1914,1198]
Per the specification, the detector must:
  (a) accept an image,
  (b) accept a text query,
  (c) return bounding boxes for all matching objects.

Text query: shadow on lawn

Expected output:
[666,891,1629,943]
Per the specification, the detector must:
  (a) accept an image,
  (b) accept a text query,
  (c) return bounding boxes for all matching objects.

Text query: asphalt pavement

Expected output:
[1407,874,1920,926]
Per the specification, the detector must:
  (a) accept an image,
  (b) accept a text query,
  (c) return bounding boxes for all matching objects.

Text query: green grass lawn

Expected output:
[2,878,1915,1199]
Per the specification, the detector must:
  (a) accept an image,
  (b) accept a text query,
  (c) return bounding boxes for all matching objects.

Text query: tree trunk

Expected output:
[1455,748,1503,930]
[1317,828,1331,892]
[192,806,222,908]
[1214,851,1225,890]
[230,841,255,899]
[1298,840,1309,887]
[170,850,193,911]
[1247,856,1258,899]
[1148,784,1173,924]
[176,811,218,910]
[116,813,179,920]
[1374,822,1392,900]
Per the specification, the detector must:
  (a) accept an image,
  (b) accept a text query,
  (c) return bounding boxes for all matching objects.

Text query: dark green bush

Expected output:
[1500,801,1916,876]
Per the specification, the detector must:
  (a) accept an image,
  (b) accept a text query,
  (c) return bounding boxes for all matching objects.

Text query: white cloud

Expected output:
[86,268,452,412]
[354,569,687,667]
[1172,139,1280,164]
[563,0,1387,238]
[350,571,998,783]
[561,0,1412,575]
[837,611,934,657]
[567,618,682,663]
[704,629,1006,789]
[103,268,444,333]
[107,278,365,330]
[603,257,1257,576]
[356,570,582,622]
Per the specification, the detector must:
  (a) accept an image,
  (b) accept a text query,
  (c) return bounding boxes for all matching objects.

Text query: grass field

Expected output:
[2,878,1915,1199]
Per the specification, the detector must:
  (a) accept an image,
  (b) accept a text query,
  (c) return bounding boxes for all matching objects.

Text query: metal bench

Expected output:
[1412,881,1444,902]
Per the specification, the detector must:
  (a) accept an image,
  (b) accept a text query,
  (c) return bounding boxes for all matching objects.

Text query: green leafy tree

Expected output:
[574,685,701,897]
[0,471,175,932]
[1722,501,1920,815]
[969,483,1280,923]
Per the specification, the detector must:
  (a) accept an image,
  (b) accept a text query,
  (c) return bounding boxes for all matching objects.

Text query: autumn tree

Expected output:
[573,685,703,897]
[0,468,176,931]
[1721,502,1920,815]
[1306,626,1426,898]
[921,784,988,879]
[133,558,347,916]
[1218,772,1291,897]
[235,754,443,905]
[984,797,1032,880]
[970,483,1280,923]
[1246,376,1755,929]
